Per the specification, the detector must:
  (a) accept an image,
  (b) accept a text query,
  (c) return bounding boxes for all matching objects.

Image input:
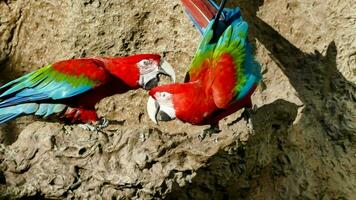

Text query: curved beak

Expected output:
[143,78,158,90]
[159,60,176,83]
[147,96,159,124]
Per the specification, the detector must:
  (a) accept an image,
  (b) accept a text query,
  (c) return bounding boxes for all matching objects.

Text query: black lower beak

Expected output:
[158,111,173,121]
[144,78,158,90]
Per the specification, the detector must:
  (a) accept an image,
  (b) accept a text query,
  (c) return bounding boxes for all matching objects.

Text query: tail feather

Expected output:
[0,103,38,123]
[0,114,21,124]
[0,94,48,108]
[0,103,67,123]
[181,0,243,36]
[207,0,219,10]
[181,0,218,33]
[37,104,67,118]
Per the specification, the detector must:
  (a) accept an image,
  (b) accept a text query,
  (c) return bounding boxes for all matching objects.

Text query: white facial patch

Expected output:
[138,59,158,74]
[138,59,159,87]
[155,92,176,120]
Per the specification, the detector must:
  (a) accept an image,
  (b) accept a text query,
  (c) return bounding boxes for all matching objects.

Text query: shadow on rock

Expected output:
[254,17,355,141]
[166,0,355,199]
[0,193,49,200]
[0,59,43,145]
[0,122,23,145]
[0,65,34,145]
[166,100,299,200]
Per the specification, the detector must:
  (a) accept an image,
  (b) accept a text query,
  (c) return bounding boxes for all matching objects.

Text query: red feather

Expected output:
[211,53,237,109]
[202,85,256,125]
[64,108,98,123]
[102,54,161,88]
[150,81,256,125]
[52,58,110,83]
[62,54,161,123]
[181,0,217,29]
[150,82,216,125]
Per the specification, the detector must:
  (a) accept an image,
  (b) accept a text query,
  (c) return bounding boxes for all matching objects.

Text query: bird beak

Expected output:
[147,96,159,124]
[158,60,176,83]
[143,78,158,90]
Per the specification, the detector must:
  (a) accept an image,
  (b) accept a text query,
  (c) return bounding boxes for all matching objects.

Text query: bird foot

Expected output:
[78,124,98,132]
[78,118,109,132]
[96,118,109,129]
[199,125,221,140]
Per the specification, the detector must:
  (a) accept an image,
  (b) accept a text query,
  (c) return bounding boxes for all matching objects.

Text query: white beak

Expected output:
[147,96,159,124]
[159,60,176,83]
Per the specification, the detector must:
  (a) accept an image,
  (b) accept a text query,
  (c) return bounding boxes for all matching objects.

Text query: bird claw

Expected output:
[78,118,109,132]
[199,125,221,140]
[247,117,254,134]
[97,118,109,129]
[78,124,98,132]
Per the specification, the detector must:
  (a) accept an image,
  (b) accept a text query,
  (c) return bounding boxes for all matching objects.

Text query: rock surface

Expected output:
[0,0,355,199]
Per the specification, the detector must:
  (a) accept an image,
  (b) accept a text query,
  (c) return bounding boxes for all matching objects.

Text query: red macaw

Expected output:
[147,0,262,135]
[0,54,175,125]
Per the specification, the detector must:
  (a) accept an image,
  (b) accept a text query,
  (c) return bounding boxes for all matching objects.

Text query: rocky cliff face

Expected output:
[0,0,355,199]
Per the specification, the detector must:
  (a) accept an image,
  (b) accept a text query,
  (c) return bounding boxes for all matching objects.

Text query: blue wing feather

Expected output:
[0,59,108,123]
[0,103,67,123]
[0,103,38,123]
[0,114,19,123]
[0,66,95,108]
[207,0,219,10]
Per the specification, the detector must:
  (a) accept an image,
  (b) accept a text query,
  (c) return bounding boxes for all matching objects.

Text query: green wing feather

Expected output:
[186,20,247,90]
[0,64,100,108]
[186,15,261,101]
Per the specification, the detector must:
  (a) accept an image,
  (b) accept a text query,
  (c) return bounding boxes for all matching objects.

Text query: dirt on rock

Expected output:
[0,0,355,199]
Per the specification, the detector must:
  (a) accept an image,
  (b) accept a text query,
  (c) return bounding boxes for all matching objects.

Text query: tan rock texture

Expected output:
[0,0,355,199]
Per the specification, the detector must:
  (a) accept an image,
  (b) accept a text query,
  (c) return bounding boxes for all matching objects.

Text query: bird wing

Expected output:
[186,8,261,109]
[0,58,111,108]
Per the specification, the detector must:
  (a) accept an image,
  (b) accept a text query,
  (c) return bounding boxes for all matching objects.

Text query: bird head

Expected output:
[146,82,203,124]
[136,55,176,89]
[108,54,175,89]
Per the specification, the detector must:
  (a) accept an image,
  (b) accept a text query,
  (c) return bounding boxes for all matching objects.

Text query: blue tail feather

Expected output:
[0,94,48,108]
[207,0,219,10]
[0,103,67,123]
[0,114,20,124]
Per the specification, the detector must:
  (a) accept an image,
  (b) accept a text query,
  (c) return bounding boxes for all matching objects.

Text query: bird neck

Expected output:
[102,58,140,88]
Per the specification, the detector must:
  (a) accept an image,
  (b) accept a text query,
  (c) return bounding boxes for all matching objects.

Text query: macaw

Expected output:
[147,0,262,135]
[0,54,175,125]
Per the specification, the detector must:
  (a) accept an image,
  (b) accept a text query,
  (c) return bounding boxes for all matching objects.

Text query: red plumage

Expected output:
[52,59,110,83]
[149,53,252,125]
[58,54,162,123]
[147,0,261,129]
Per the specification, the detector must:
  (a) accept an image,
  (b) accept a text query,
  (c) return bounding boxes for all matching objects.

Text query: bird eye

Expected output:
[156,92,171,100]
[143,60,150,65]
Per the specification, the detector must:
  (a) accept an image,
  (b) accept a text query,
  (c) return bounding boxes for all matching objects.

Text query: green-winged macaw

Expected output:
[0,54,175,125]
[147,0,262,134]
